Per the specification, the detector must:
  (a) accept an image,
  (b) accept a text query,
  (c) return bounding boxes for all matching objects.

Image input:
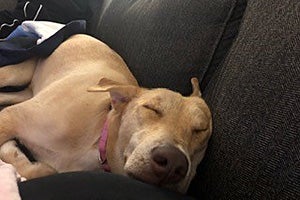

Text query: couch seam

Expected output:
[200,0,237,91]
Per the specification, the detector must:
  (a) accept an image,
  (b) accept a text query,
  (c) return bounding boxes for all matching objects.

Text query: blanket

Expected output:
[0,20,86,67]
[0,159,24,200]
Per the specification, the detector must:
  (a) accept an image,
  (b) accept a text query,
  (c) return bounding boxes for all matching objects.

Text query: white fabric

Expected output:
[0,159,23,200]
[22,21,65,44]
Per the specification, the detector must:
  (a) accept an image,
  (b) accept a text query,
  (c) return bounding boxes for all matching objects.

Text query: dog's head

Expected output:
[88,78,212,193]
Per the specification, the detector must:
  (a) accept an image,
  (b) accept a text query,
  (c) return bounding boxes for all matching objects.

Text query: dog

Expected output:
[0,34,212,193]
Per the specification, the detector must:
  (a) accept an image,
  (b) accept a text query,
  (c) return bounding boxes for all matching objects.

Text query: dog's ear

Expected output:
[88,78,139,111]
[190,77,202,97]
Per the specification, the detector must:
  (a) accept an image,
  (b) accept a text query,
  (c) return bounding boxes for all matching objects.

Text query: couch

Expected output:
[0,0,299,199]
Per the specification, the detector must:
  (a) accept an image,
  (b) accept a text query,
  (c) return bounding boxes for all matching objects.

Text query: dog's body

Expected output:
[0,34,212,193]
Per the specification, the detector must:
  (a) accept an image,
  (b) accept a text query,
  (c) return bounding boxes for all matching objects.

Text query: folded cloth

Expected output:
[0,20,86,67]
[0,159,22,200]
[6,21,65,45]
[0,0,94,39]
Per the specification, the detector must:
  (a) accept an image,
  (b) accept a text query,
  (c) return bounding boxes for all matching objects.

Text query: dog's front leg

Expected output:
[0,140,57,179]
[0,58,37,88]
[0,87,33,106]
[0,58,37,107]
[0,109,56,179]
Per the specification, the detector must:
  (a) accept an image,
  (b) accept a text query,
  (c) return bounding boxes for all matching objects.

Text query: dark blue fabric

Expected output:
[0,20,86,67]
[6,25,39,40]
[0,0,96,38]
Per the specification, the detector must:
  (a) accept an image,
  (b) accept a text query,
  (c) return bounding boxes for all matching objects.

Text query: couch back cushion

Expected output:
[191,0,300,199]
[90,0,237,95]
[0,0,16,10]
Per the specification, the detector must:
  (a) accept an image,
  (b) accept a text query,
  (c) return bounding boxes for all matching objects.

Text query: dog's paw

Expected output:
[32,162,57,177]
[0,140,18,162]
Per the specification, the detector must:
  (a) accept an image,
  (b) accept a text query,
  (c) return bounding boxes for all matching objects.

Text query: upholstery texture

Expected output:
[192,0,300,199]
[91,0,236,95]
[0,0,16,10]
[201,0,247,91]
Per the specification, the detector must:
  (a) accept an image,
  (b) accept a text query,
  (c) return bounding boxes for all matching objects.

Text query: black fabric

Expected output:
[18,171,195,200]
[0,0,98,38]
[91,0,236,95]
[0,0,17,37]
[191,0,300,199]
[0,10,20,38]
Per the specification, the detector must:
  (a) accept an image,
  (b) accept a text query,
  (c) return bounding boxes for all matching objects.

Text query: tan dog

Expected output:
[0,34,212,193]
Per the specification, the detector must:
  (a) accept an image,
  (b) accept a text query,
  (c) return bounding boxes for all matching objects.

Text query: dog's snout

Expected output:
[151,145,188,184]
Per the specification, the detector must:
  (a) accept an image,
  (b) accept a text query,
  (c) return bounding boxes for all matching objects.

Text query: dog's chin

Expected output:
[126,171,158,185]
[125,170,183,192]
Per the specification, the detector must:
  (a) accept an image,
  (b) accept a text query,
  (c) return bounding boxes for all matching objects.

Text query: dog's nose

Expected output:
[151,145,188,184]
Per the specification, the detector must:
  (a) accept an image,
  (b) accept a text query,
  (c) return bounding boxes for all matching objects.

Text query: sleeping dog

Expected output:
[0,34,212,193]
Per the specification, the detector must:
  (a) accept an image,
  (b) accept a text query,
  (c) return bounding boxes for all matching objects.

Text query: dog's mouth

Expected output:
[126,171,169,187]
[126,170,186,193]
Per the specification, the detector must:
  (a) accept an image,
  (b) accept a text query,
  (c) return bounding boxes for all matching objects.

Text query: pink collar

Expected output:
[99,119,111,172]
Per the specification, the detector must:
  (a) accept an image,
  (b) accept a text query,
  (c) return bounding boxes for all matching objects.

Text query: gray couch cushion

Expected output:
[201,0,247,91]
[0,0,16,11]
[193,0,300,199]
[91,0,237,95]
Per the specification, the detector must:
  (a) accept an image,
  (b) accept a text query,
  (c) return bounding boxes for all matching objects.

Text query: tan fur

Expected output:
[0,34,212,193]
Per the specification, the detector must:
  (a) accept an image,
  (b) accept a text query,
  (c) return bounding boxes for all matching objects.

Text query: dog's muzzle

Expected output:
[150,144,188,185]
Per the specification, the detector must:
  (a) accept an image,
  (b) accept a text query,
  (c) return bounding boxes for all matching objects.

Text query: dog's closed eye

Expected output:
[142,104,162,116]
